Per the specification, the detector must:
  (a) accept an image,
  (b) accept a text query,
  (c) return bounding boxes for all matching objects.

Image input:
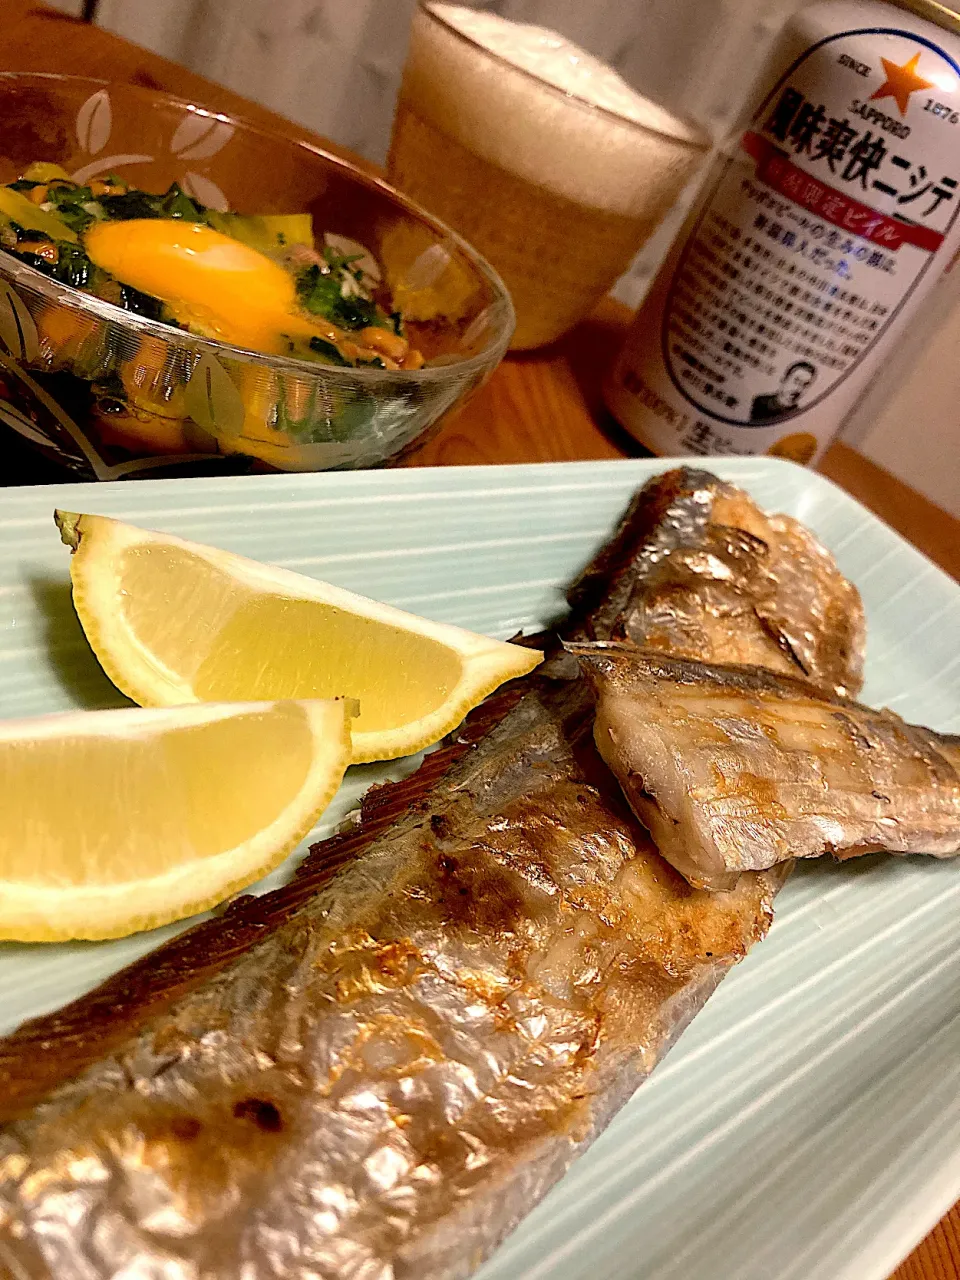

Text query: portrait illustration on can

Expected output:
[750,360,819,422]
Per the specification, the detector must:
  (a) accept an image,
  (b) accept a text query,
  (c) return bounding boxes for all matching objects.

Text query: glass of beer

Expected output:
[388,2,710,350]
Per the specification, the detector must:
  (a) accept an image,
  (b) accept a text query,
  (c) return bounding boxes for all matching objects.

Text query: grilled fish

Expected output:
[574,644,960,892]
[0,468,858,1279]
[568,466,865,696]
[0,671,783,1280]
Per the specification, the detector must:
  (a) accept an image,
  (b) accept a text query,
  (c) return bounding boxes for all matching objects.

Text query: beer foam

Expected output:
[433,4,693,135]
[407,3,705,217]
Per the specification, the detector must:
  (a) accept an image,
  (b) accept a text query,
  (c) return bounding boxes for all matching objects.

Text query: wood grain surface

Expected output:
[2,4,959,1276]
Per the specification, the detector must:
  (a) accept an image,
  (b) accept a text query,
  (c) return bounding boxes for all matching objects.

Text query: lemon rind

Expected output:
[60,511,544,763]
[349,646,540,762]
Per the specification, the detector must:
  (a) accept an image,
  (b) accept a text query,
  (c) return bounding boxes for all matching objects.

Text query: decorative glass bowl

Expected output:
[0,73,514,479]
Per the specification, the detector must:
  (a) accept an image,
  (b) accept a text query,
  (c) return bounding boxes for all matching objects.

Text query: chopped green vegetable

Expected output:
[307,335,350,366]
[91,190,159,221]
[297,265,341,314]
[44,184,101,236]
[49,243,99,290]
[327,251,365,268]
[296,263,378,330]
[0,188,78,243]
[206,212,314,255]
[98,182,203,223]
[334,293,380,329]
[118,284,164,321]
[21,162,72,184]
[160,184,205,221]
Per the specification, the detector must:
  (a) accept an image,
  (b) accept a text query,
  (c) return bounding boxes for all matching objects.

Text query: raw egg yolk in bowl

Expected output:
[84,218,326,355]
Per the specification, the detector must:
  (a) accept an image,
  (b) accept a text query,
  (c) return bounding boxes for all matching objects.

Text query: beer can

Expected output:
[605,0,960,464]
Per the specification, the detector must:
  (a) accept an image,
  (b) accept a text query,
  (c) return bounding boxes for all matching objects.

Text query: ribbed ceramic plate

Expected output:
[0,458,957,1280]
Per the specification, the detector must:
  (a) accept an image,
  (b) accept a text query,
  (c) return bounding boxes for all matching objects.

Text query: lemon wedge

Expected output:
[0,698,351,941]
[56,511,542,763]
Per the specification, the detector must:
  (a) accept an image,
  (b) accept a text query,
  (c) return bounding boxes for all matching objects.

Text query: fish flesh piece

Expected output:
[574,643,960,892]
[568,466,865,697]
[0,468,852,1279]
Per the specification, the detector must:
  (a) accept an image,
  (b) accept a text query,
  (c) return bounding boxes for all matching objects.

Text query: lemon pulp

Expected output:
[119,544,463,735]
[1,708,310,881]
[0,698,352,941]
[58,512,543,763]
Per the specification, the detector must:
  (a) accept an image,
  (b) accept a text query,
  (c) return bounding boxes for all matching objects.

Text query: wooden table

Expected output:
[3,4,960,1276]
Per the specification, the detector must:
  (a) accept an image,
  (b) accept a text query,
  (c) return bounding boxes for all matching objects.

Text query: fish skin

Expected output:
[567,466,865,697]
[0,468,851,1279]
[0,670,782,1280]
[574,643,960,892]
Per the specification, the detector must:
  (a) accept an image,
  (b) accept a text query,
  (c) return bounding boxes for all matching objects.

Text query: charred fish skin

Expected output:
[0,468,836,1280]
[567,466,865,697]
[573,644,960,893]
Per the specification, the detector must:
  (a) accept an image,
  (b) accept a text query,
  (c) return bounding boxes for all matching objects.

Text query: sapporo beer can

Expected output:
[605,0,960,464]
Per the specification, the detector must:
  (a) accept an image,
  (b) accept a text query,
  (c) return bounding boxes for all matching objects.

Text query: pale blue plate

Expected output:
[0,458,957,1280]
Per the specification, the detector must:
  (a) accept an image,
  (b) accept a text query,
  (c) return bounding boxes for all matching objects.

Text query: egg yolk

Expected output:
[84,219,322,355]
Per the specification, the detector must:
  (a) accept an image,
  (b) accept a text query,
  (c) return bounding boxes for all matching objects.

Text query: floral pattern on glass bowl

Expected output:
[0,73,514,479]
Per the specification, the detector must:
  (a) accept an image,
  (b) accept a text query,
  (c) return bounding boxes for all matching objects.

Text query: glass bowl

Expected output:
[0,73,514,479]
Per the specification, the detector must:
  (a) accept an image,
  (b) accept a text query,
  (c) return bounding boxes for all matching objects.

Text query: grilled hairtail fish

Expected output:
[568,466,865,696]
[574,644,960,892]
[0,468,850,1279]
[0,671,783,1280]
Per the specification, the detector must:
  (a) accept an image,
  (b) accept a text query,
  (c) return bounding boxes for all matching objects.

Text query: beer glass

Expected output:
[388,1,709,350]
